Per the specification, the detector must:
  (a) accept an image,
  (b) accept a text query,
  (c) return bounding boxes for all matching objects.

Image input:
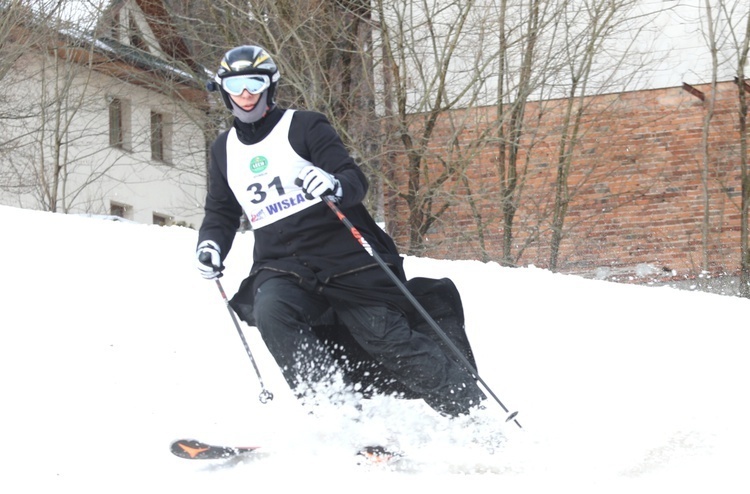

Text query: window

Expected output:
[108,97,130,150]
[150,111,163,161]
[109,98,122,147]
[152,213,171,226]
[150,110,172,163]
[110,202,132,220]
[128,15,148,51]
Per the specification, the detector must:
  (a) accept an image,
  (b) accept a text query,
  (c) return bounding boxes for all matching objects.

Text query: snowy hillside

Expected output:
[1,204,748,493]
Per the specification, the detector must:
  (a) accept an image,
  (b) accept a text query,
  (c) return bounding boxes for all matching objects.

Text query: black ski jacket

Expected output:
[197,107,407,317]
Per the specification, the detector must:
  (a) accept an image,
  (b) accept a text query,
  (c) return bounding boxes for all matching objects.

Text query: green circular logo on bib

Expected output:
[249,156,268,174]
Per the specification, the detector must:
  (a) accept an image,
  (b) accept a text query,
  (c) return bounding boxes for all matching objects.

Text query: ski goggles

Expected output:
[221,74,271,96]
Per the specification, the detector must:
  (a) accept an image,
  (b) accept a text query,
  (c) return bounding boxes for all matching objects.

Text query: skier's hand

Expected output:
[196,240,224,279]
[297,165,341,200]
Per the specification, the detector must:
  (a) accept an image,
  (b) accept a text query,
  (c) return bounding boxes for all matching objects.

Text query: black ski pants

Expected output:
[252,276,483,416]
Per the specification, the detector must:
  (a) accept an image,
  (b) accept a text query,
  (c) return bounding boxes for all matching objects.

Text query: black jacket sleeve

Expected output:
[288,111,368,208]
[197,131,243,259]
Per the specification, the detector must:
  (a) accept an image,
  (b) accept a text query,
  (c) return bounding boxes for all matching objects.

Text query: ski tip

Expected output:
[170,439,260,460]
[357,445,402,465]
[171,439,214,459]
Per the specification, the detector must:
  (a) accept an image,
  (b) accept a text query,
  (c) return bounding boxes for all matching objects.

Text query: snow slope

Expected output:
[1,204,748,493]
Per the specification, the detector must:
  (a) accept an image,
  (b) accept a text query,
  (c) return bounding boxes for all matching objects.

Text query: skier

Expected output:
[195,45,485,417]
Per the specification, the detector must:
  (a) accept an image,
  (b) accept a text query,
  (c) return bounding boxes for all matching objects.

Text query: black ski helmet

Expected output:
[208,45,280,110]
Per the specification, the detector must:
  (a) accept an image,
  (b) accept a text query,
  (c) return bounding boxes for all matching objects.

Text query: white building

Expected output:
[0,0,209,227]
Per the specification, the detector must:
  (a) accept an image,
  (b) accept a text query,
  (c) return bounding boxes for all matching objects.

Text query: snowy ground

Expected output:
[1,204,748,493]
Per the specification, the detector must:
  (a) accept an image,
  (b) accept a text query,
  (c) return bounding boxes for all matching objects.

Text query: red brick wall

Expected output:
[386,81,747,282]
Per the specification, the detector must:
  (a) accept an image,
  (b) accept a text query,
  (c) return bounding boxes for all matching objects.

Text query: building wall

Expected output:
[0,50,207,228]
[387,81,747,283]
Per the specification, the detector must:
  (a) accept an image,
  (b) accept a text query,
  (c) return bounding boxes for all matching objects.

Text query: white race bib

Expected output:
[225,111,320,229]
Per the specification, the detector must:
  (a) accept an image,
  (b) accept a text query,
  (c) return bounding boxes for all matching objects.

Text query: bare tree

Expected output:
[0,1,97,212]
[696,0,750,297]
[167,0,382,212]
[1,1,64,79]
[1,1,63,175]
[730,4,750,297]
[462,0,663,270]
[1,0,208,222]
[544,0,648,270]
[248,0,381,210]
[374,0,503,254]
[697,0,720,281]
[494,0,552,266]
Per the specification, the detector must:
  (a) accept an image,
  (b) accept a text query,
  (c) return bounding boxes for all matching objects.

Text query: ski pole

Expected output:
[321,196,521,428]
[209,273,274,404]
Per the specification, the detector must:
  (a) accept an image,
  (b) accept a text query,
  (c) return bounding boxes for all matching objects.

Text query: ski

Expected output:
[170,439,260,460]
[170,438,401,465]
